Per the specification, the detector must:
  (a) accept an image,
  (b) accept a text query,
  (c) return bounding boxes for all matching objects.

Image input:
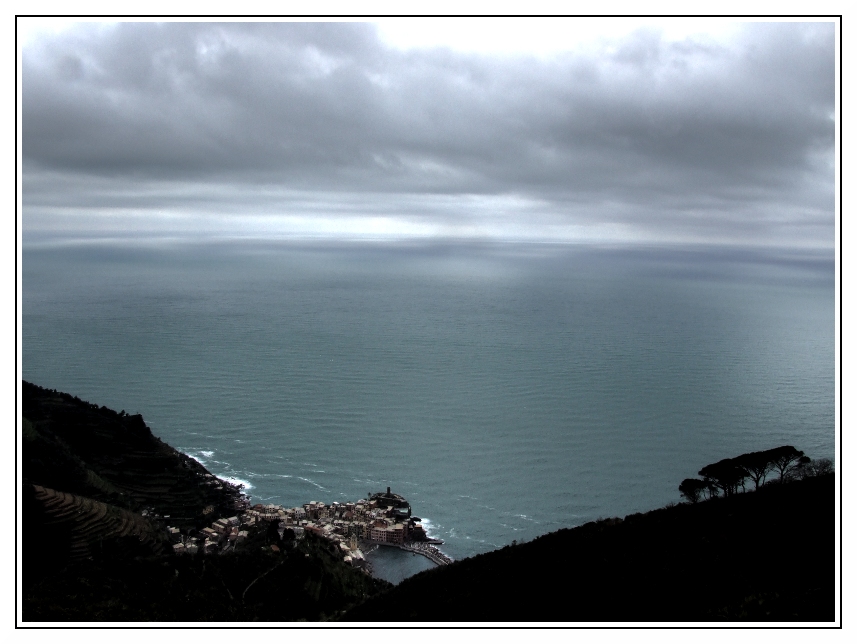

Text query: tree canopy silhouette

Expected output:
[734,449,776,490]
[685,446,830,507]
[799,457,834,478]
[679,478,707,503]
[699,458,747,497]
[769,446,806,482]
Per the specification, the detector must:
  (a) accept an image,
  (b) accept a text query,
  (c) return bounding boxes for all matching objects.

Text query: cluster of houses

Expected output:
[166,515,249,556]
[163,487,437,569]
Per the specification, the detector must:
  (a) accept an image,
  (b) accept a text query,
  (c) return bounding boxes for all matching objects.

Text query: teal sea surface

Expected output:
[22,239,835,571]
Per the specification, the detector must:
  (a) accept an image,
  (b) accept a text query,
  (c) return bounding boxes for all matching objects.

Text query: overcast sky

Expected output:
[20,19,836,247]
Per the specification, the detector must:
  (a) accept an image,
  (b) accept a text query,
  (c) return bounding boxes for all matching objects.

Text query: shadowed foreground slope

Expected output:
[343,474,834,622]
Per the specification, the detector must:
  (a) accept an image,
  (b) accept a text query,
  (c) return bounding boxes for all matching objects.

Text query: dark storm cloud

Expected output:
[22,20,835,244]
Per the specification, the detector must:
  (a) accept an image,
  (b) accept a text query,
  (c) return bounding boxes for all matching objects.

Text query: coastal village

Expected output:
[162,485,453,571]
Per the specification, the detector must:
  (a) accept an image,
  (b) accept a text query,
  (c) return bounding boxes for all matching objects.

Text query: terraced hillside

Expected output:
[23,380,245,575]
[27,485,166,564]
[23,380,242,520]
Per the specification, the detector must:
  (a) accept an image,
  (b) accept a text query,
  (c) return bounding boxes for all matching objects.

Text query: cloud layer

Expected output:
[22,20,835,246]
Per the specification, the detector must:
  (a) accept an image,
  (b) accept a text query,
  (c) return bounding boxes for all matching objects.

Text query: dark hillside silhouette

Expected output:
[344,471,833,622]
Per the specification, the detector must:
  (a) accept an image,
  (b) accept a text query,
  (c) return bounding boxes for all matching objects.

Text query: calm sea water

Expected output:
[22,239,835,568]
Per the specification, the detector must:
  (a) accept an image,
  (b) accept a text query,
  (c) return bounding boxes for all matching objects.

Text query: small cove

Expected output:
[365,545,438,585]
